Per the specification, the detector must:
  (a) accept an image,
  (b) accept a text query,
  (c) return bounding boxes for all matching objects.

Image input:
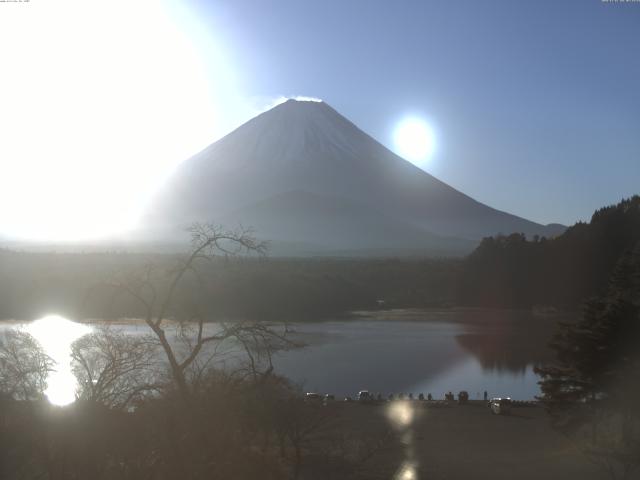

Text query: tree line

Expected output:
[0,249,458,322]
[459,196,640,309]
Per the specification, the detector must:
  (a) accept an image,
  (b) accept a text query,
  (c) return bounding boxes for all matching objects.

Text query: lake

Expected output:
[270,308,561,400]
[0,308,567,404]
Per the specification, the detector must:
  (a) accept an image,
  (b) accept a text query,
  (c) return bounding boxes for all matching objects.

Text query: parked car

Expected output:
[305,392,322,402]
[489,397,512,415]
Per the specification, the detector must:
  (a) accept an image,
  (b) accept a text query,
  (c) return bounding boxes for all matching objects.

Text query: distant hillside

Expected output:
[459,196,640,308]
[0,250,459,321]
[221,190,475,256]
[143,99,564,256]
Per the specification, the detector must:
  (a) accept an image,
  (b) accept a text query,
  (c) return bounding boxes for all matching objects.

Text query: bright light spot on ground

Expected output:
[395,462,417,480]
[394,117,436,165]
[26,315,92,406]
[387,400,415,427]
[0,0,227,241]
[388,401,419,479]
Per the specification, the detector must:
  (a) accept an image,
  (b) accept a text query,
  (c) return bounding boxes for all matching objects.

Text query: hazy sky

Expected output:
[0,0,638,240]
[186,0,640,226]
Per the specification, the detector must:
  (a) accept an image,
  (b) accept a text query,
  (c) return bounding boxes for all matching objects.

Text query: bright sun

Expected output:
[0,1,225,241]
[393,117,436,165]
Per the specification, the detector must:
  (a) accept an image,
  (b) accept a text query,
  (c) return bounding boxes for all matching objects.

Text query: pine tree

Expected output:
[536,243,640,479]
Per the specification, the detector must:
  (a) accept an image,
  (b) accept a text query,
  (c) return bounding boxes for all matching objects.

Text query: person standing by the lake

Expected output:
[484,391,488,401]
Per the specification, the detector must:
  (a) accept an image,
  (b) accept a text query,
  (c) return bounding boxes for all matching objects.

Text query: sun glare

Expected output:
[25,315,92,406]
[394,117,436,166]
[387,400,416,428]
[395,463,417,480]
[0,1,226,241]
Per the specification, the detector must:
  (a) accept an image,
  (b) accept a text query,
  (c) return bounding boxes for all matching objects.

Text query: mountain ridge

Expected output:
[145,99,565,255]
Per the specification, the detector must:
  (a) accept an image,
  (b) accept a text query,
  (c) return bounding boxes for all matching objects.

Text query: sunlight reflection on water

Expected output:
[25,315,92,406]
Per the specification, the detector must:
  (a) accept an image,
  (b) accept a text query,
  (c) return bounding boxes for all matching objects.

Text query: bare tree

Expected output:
[273,398,333,479]
[102,223,287,401]
[71,326,162,410]
[0,329,53,401]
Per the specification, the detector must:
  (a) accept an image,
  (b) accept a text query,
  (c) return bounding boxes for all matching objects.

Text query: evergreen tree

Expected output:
[536,243,640,479]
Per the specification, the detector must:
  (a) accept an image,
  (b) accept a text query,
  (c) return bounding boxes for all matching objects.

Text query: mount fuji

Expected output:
[144,99,564,256]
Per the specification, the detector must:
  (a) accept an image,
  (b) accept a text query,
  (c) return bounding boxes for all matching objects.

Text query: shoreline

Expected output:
[0,305,579,325]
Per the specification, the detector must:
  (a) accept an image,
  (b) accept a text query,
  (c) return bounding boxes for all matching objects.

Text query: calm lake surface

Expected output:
[269,308,562,400]
[1,308,568,403]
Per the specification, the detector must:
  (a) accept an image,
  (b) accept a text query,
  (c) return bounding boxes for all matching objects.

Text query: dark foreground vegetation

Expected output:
[0,369,399,480]
[0,350,399,480]
[0,395,610,480]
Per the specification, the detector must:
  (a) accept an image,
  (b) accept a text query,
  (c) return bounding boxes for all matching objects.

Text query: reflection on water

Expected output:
[410,356,540,400]
[455,328,556,373]
[25,315,92,406]
[457,333,532,373]
[272,310,556,400]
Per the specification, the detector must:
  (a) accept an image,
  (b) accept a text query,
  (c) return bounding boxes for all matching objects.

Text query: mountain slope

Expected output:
[145,99,563,254]
[220,190,475,256]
